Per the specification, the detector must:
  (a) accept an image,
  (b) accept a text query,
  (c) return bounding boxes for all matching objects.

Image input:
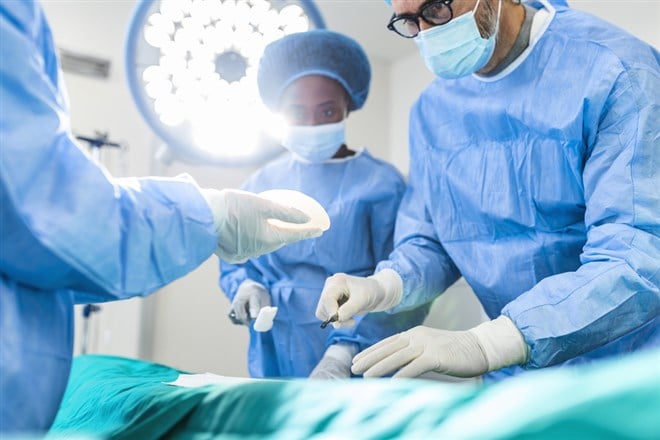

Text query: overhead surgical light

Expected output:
[126,0,325,166]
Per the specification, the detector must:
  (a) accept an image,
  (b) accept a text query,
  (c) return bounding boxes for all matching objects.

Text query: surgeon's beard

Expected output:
[475,0,499,39]
[475,0,508,75]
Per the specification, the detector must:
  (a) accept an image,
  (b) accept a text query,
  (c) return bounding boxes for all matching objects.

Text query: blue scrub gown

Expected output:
[221,151,430,378]
[378,1,660,376]
[0,2,216,432]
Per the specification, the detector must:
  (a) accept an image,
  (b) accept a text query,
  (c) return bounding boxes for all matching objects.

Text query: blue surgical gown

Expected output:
[0,2,216,432]
[220,151,430,378]
[378,3,660,375]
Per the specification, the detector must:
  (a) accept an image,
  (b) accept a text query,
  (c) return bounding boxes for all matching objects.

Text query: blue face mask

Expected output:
[415,0,501,79]
[281,120,346,163]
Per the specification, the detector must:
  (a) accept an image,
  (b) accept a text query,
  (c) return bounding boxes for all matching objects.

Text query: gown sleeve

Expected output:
[0,2,216,301]
[502,56,660,368]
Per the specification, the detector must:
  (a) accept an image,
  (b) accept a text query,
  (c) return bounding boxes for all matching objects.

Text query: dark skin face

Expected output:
[279,75,355,159]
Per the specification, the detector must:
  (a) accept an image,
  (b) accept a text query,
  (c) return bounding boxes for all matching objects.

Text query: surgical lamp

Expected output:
[126,0,325,166]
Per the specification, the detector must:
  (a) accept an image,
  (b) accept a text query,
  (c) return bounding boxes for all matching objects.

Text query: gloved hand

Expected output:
[352,316,529,378]
[229,280,271,326]
[201,188,323,264]
[309,344,357,379]
[315,269,403,328]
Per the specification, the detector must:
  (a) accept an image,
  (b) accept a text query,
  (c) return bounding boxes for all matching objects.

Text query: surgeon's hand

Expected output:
[316,270,403,328]
[352,326,487,378]
[202,189,323,264]
[352,316,529,378]
[309,344,357,379]
[229,280,270,326]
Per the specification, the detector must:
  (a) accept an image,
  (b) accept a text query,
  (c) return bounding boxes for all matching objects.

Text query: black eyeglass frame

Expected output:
[387,0,455,39]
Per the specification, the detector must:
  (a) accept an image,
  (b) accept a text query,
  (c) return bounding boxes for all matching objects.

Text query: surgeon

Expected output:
[0,2,322,434]
[317,0,659,379]
[220,30,429,379]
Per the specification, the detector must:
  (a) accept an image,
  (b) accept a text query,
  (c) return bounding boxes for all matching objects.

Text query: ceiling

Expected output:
[311,0,417,62]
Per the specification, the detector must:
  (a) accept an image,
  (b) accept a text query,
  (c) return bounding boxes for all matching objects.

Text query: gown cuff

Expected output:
[369,268,404,311]
[469,315,530,371]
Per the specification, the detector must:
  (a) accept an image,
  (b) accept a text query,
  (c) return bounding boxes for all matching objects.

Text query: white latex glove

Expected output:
[229,280,271,326]
[315,270,403,328]
[309,344,357,379]
[352,316,529,378]
[201,188,323,264]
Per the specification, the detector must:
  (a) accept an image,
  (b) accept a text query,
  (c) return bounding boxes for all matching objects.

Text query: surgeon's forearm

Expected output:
[503,247,660,368]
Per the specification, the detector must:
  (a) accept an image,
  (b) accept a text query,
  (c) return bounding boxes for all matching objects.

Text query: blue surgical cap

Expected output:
[257,30,371,111]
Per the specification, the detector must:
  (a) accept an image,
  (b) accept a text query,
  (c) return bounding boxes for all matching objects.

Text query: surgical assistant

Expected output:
[220,30,429,378]
[318,0,659,379]
[0,2,320,433]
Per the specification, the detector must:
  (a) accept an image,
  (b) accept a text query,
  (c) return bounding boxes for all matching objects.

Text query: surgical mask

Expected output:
[415,0,502,79]
[281,120,345,163]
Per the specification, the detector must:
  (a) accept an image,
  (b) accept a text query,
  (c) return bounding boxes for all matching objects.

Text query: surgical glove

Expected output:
[309,344,357,379]
[352,316,529,378]
[201,188,323,264]
[229,280,271,326]
[315,269,403,328]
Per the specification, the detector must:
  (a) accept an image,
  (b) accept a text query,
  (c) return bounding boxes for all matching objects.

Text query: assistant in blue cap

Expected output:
[220,30,429,379]
[257,29,371,111]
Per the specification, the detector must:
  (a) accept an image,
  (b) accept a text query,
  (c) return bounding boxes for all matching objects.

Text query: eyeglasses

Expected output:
[387,0,454,39]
